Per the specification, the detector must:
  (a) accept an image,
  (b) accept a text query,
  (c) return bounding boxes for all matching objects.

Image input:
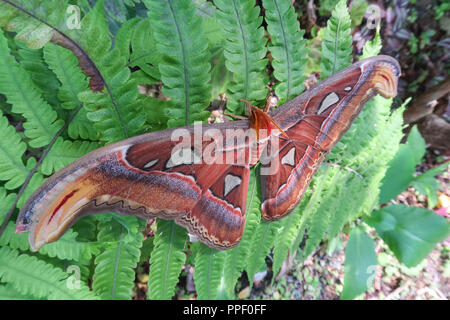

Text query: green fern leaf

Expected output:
[194,244,228,300]
[145,0,211,127]
[246,220,282,288]
[77,3,146,143]
[129,18,162,83]
[272,188,312,277]
[93,216,143,300]
[320,0,352,80]
[0,246,97,299]
[303,166,342,256]
[0,283,38,299]
[16,43,61,108]
[0,109,35,189]
[263,0,307,104]
[0,187,16,225]
[214,0,268,114]
[290,166,332,255]
[40,138,100,175]
[0,29,64,147]
[141,96,171,132]
[147,219,187,300]
[42,42,89,109]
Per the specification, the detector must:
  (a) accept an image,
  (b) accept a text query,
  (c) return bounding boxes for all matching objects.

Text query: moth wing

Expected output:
[260,56,400,220]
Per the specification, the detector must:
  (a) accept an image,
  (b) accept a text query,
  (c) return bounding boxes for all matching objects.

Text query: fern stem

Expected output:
[111,226,125,300]
[332,19,342,75]
[163,221,177,298]
[273,0,291,99]
[232,0,249,105]
[167,0,190,126]
[0,103,84,238]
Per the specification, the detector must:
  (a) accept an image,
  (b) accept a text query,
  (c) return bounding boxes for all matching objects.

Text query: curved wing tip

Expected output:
[15,223,29,233]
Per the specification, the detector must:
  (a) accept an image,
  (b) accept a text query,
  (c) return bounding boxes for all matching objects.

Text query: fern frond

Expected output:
[289,166,331,255]
[40,138,100,175]
[93,216,143,300]
[114,17,140,61]
[0,283,38,299]
[141,96,171,132]
[0,187,16,224]
[263,0,307,104]
[195,0,225,47]
[0,246,97,299]
[129,18,162,83]
[272,188,312,277]
[246,220,282,287]
[0,110,35,189]
[214,0,268,114]
[147,219,187,300]
[16,43,61,108]
[194,244,228,300]
[0,29,64,147]
[145,0,211,127]
[76,2,146,143]
[320,0,352,80]
[42,42,89,110]
[302,166,342,256]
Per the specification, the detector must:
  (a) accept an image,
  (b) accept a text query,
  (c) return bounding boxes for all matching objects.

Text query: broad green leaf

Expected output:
[365,205,450,267]
[340,227,377,300]
[407,126,426,165]
[379,144,416,204]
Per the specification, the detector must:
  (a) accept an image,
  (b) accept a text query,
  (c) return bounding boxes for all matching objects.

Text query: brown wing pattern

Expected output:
[260,55,400,220]
[17,121,252,250]
[16,55,400,251]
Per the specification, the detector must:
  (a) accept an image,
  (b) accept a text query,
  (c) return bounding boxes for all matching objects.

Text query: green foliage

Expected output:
[340,227,377,300]
[0,109,34,190]
[379,125,449,206]
[78,1,146,143]
[0,28,64,147]
[193,244,228,300]
[320,0,352,79]
[263,0,307,104]
[0,246,97,299]
[93,216,143,299]
[40,138,100,175]
[0,0,433,301]
[366,205,449,268]
[214,0,268,114]
[145,0,211,127]
[147,220,186,300]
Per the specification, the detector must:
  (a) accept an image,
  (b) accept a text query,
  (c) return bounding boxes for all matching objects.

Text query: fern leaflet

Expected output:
[214,0,268,114]
[320,0,352,80]
[263,0,307,104]
[147,219,187,300]
[0,29,64,147]
[145,0,211,127]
